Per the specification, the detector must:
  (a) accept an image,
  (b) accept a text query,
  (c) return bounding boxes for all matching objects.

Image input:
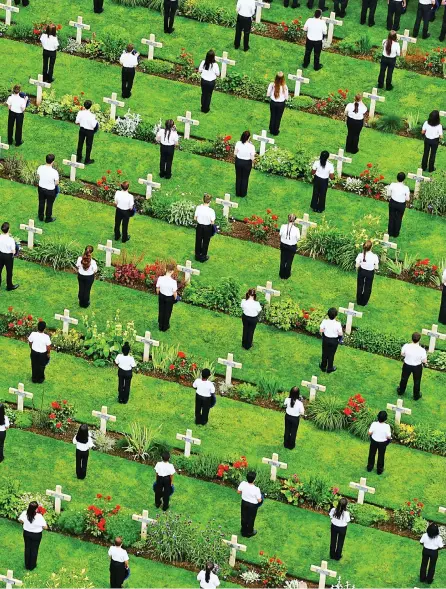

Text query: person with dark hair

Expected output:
[334,0,348,17]
[7,84,27,147]
[319,308,343,373]
[108,537,129,588]
[154,451,175,511]
[329,497,350,560]
[310,151,335,213]
[164,0,178,33]
[156,263,178,331]
[40,24,59,83]
[420,523,444,583]
[302,10,327,71]
[119,44,139,99]
[19,502,48,570]
[355,240,379,307]
[234,0,256,51]
[197,562,220,589]
[279,214,300,279]
[367,410,391,474]
[387,0,405,30]
[28,321,51,384]
[378,31,400,90]
[439,268,446,325]
[36,154,59,223]
[360,0,378,25]
[344,93,367,154]
[75,100,98,165]
[0,403,10,462]
[76,245,97,308]
[115,343,136,404]
[283,387,305,449]
[413,0,435,38]
[237,471,262,537]
[193,368,215,425]
[73,423,94,479]
[387,172,410,238]
[156,119,179,180]
[397,332,427,400]
[93,0,104,13]
[241,288,262,350]
[114,181,134,243]
[421,110,443,172]
[0,222,18,291]
[267,72,289,136]
[234,130,255,197]
[194,193,215,263]
[199,50,220,113]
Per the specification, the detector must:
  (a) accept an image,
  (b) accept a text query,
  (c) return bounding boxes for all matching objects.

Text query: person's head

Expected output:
[353,93,362,114]
[245,288,257,300]
[246,471,257,484]
[121,181,130,191]
[385,31,397,55]
[362,239,373,261]
[45,24,57,36]
[240,130,250,144]
[165,263,175,275]
[426,522,439,539]
[203,193,212,205]
[26,501,38,523]
[314,8,322,17]
[204,49,216,69]
[397,172,406,183]
[202,368,211,380]
[126,43,134,53]
[0,403,4,427]
[76,423,89,444]
[427,110,440,127]
[165,119,175,132]
[81,252,91,271]
[327,307,338,320]
[319,150,329,167]
[162,451,170,463]
[114,537,123,547]
[205,562,215,583]
[37,320,46,333]
[273,71,285,99]
[288,386,300,408]
[287,213,296,224]
[1,222,9,235]
[377,410,388,423]
[45,153,55,165]
[13,85,21,95]
[122,342,131,356]
[411,332,421,344]
[334,497,349,518]
[84,100,92,110]
[84,245,94,255]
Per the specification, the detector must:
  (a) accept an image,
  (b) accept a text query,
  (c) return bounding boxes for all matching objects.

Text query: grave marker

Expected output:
[175,428,201,457]
[132,509,157,539]
[138,173,160,199]
[177,110,199,140]
[310,561,337,589]
[19,219,42,249]
[0,137,9,159]
[217,352,242,386]
[176,260,200,285]
[222,534,247,567]
[256,280,280,304]
[103,92,125,121]
[253,129,275,156]
[54,308,79,336]
[141,33,163,60]
[215,193,239,219]
[261,452,287,481]
[0,0,19,26]
[338,302,362,335]
[92,405,116,434]
[136,330,159,363]
[329,148,352,177]
[396,29,416,57]
[8,382,33,412]
[215,51,236,79]
[349,477,375,505]
[377,233,397,258]
[46,484,71,515]
[321,12,343,46]
[288,68,309,97]
[386,398,412,426]
[29,74,51,107]
[301,375,326,402]
[0,570,22,589]
[408,168,431,199]
[421,323,446,353]
[98,239,121,267]
[363,87,385,119]
[295,213,317,239]
[63,154,85,182]
[69,15,90,44]
[439,506,446,514]
[255,0,270,23]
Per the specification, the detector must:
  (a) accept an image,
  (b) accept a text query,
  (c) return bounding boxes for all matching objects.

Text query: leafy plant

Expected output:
[104,511,140,546]
[123,422,162,461]
[258,551,287,587]
[172,453,220,479]
[100,26,129,61]
[48,399,75,434]
[257,372,282,399]
[168,199,197,226]
[349,502,389,526]
[240,570,261,584]
[306,395,348,431]
[245,208,279,241]
[91,430,116,453]
[234,382,259,402]
[373,113,404,133]
[82,310,136,365]
[394,498,425,531]
[314,88,349,117]
[182,277,242,315]
[344,327,404,359]
[263,297,299,331]
[51,328,84,354]
[4,307,37,337]
[85,494,122,537]
[416,170,446,215]
[57,510,86,535]
[347,406,376,441]
[24,567,95,589]
[0,479,23,518]
[301,476,337,509]
[22,240,78,270]
[114,110,142,138]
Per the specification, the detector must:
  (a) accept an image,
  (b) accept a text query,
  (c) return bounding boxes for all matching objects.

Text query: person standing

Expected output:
[156,120,179,180]
[279,214,300,280]
[93,0,104,13]
[7,85,27,147]
[76,246,97,308]
[377,31,400,91]
[420,523,444,584]
[397,332,427,400]
[194,193,215,263]
[37,154,59,223]
[164,0,178,33]
[40,24,59,83]
[355,240,379,307]
[267,72,289,136]
[119,44,139,99]
[344,94,367,154]
[387,0,405,30]
[197,563,220,589]
[440,0,446,40]
[234,0,256,51]
[310,151,335,213]
[283,387,305,450]
[156,263,178,332]
[73,423,94,480]
[329,497,350,561]
[367,410,391,474]
[75,100,98,165]
[439,267,446,324]
[14,0,29,5]
[28,321,51,384]
[319,307,343,373]
[421,110,443,172]
[387,172,410,238]
[115,342,136,404]
[237,471,262,537]
[0,222,19,291]
[234,130,255,197]
[0,403,10,462]
[360,0,378,25]
[198,50,220,114]
[334,0,348,17]
[307,0,328,9]
[241,288,262,350]
[154,451,175,511]
[284,0,300,7]
[108,537,129,589]
[193,368,215,426]
[302,10,327,71]
[19,502,48,570]
[413,0,435,38]
[114,181,134,243]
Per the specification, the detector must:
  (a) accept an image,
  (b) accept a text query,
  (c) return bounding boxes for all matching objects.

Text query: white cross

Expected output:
[421,323,446,353]
[175,428,201,457]
[0,0,19,26]
[19,218,42,249]
[408,168,431,199]
[222,534,247,567]
[46,484,71,515]
[141,33,163,60]
[103,92,125,122]
[138,173,160,199]
[256,280,280,304]
[377,232,397,253]
[217,352,242,386]
[176,260,200,285]
[349,477,375,505]
[329,148,352,178]
[439,506,446,514]
[29,74,51,107]
[295,212,317,239]
[321,12,343,46]
[386,398,412,426]
[261,452,287,481]
[338,302,362,335]
[310,560,337,589]
[8,382,33,412]
[288,68,309,97]
[215,51,236,79]
[255,0,270,22]
[215,193,239,219]
[253,129,275,157]
[440,110,446,119]
[98,239,121,267]
[69,15,91,45]
[62,154,85,182]
[54,308,79,336]
[132,509,157,539]
[362,87,385,120]
[301,375,326,402]
[92,405,116,434]
[136,330,159,362]
[177,110,199,140]
[396,29,416,57]
[0,136,10,158]
[0,570,22,589]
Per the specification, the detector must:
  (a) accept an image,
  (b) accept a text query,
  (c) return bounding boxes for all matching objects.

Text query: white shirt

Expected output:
[108,546,129,562]
[369,421,391,442]
[72,434,95,451]
[114,190,134,211]
[234,141,255,160]
[345,102,368,120]
[419,0,434,4]
[401,342,427,366]
[237,0,256,17]
[241,298,262,317]
[75,109,98,130]
[193,378,215,397]
[279,223,300,246]
[267,83,289,103]
[19,511,47,533]
[442,268,446,286]
[382,39,400,58]
[388,182,410,203]
[355,251,379,271]
[154,461,176,476]
[156,128,179,146]
[156,275,177,296]
[199,61,220,81]
[320,318,343,338]
[76,256,98,276]
[420,533,444,550]
[7,94,27,114]
[0,233,15,254]
[304,17,327,41]
[329,508,351,528]
[195,205,216,225]
[197,571,220,589]
[238,481,262,504]
[115,354,137,371]
[37,165,59,190]
[0,415,10,432]
[28,331,51,353]
[312,159,334,179]
[40,34,59,51]
[284,398,305,417]
[422,122,443,140]
[120,51,138,68]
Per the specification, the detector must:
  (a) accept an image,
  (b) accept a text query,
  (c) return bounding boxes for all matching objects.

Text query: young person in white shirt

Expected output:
[397,332,427,400]
[156,119,179,180]
[76,245,97,308]
[302,10,327,70]
[237,471,262,537]
[241,288,262,350]
[387,172,410,238]
[355,240,379,307]
[19,501,48,570]
[344,93,367,154]
[119,44,139,99]
[329,497,351,560]
[420,523,444,584]
[267,72,289,136]
[194,193,216,263]
[108,537,129,588]
[283,386,305,449]
[310,150,335,213]
[367,410,392,474]
[154,451,176,510]
[319,307,343,373]
[7,84,27,147]
[197,562,220,589]
[0,403,10,462]
[37,153,59,223]
[439,268,446,325]
[0,222,18,291]
[114,181,134,243]
[413,0,436,39]
[421,110,443,173]
[75,100,98,165]
[156,263,178,331]
[199,50,220,113]
[115,342,137,404]
[193,367,215,425]
[40,24,59,83]
[234,0,256,51]
[279,214,300,279]
[378,31,400,91]
[234,130,255,197]
[28,320,51,384]
[387,0,405,30]
[73,423,95,479]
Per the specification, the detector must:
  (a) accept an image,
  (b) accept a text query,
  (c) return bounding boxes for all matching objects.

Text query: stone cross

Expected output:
[103,92,125,122]
[301,375,326,402]
[261,452,287,481]
[397,29,416,56]
[0,136,10,159]
[255,0,270,23]
[386,398,412,426]
[176,260,200,285]
[138,173,160,199]
[362,87,385,120]
[29,74,51,107]
[0,0,19,26]
[256,280,280,304]
[222,534,247,567]
[92,405,116,434]
[377,233,397,258]
[136,330,159,362]
[288,68,309,97]
[69,15,90,45]
[132,509,157,539]
[408,168,431,199]
[329,148,352,177]
[322,12,343,46]
[215,193,239,219]
[439,506,446,514]
[253,129,275,156]
[63,154,85,182]
[338,302,362,335]
[141,33,163,60]
[310,560,337,589]
[46,484,71,515]
[98,239,121,267]
[421,323,446,353]
[175,428,201,457]
[349,477,375,505]
[218,352,242,386]
[440,110,446,119]
[295,213,317,239]
[54,308,79,336]
[0,570,22,589]
[215,51,236,79]
[8,382,33,412]
[177,110,199,140]
[19,218,42,249]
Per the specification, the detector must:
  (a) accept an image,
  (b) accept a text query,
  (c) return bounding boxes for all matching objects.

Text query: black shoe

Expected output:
[327,366,337,373]
[422,33,430,39]
[397,387,404,395]
[314,64,323,71]
[122,236,131,243]
[201,256,209,262]
[429,168,436,173]
[414,393,422,400]
[386,85,394,91]
[368,22,375,27]
[234,45,240,50]
[164,29,169,33]
[6,284,19,291]
[45,217,56,223]
[244,47,250,51]
[377,84,384,89]
[250,530,257,537]
[319,363,327,372]
[366,466,373,472]
[16,141,24,147]
[38,216,44,222]
[84,159,95,165]
[377,470,384,475]
[168,27,175,33]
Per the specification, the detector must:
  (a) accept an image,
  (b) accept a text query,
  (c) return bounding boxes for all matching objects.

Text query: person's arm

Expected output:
[55,171,59,186]
[319,322,325,335]
[125,559,129,569]
[170,473,174,484]
[355,256,360,270]
[374,256,379,271]
[156,287,160,294]
[422,353,428,365]
[173,289,178,300]
[329,173,335,180]
[250,145,255,162]
[46,344,51,357]
[155,130,161,143]
[266,83,272,98]
[198,61,204,73]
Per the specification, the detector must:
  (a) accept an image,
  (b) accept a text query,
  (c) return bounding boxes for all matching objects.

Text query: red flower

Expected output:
[55,422,62,429]
[7,306,13,312]
[8,323,14,329]
[406,501,411,506]
[37,506,46,515]
[367,163,373,168]
[343,408,353,416]
[106,495,111,501]
[169,364,175,370]
[97,493,103,498]
[97,180,103,186]
[51,401,61,410]
[191,363,197,370]
[106,170,111,174]
[223,135,232,142]
[17,320,23,326]
[271,215,278,221]
[104,186,110,191]
[63,400,67,404]
[117,169,122,174]
[27,315,33,320]
[49,413,56,419]
[56,24,62,30]
[410,510,415,515]
[177,351,186,358]
[259,550,264,556]
[266,209,272,214]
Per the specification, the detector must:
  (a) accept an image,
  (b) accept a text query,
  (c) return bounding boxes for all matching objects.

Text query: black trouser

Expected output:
[307,0,326,8]
[155,474,172,510]
[14,0,29,4]
[23,531,42,570]
[195,223,212,261]
[234,15,252,51]
[399,362,423,399]
[356,268,374,307]
[330,524,347,560]
[360,0,377,24]
[440,6,446,40]
[0,430,6,461]
[378,56,396,90]
[334,0,348,16]
[279,242,296,279]
[242,313,258,350]
[0,252,14,290]
[345,117,363,154]
[284,0,299,6]
[42,49,56,83]
[241,500,258,537]
[195,393,211,425]
[77,127,95,162]
[420,548,439,583]
[284,414,300,449]
[77,273,94,308]
[311,175,329,212]
[93,0,104,12]
[158,293,174,331]
[387,0,403,29]
[76,448,89,479]
[200,79,215,113]
[439,287,446,325]
[413,2,433,37]
[303,38,322,69]
[164,0,178,32]
[7,111,24,145]
[388,198,406,237]
[121,67,135,99]
[421,137,439,173]
[118,368,133,403]
[160,144,175,178]
[114,208,131,242]
[235,157,252,197]
[269,100,286,136]
[321,335,338,371]
[110,559,126,588]
[367,438,387,473]
[38,186,56,221]
[30,350,48,383]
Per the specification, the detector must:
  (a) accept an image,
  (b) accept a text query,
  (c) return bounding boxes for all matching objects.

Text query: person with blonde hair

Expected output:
[267,72,289,136]
[355,240,379,306]
[344,93,367,154]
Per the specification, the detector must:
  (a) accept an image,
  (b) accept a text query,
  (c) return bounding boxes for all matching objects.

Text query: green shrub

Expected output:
[373,114,404,133]
[31,409,50,430]
[182,277,242,315]
[415,170,446,216]
[0,84,10,102]
[263,297,300,331]
[254,147,310,179]
[218,72,265,101]
[349,503,389,526]
[105,512,141,546]
[290,95,315,110]
[257,372,283,399]
[303,306,327,335]
[172,453,221,479]
[134,121,157,143]
[124,422,162,461]
[9,23,35,41]
[57,510,86,535]
[235,382,259,402]
[337,34,372,56]
[393,498,424,531]
[91,431,116,453]
[348,406,376,441]
[140,59,175,75]
[22,240,79,270]
[344,328,404,359]
[0,479,23,518]
[51,329,84,354]
[100,26,129,62]
[253,470,282,500]
[14,412,33,429]
[142,195,172,220]
[411,516,428,535]
[167,199,196,226]
[409,423,446,454]
[301,476,335,509]
[306,396,348,430]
